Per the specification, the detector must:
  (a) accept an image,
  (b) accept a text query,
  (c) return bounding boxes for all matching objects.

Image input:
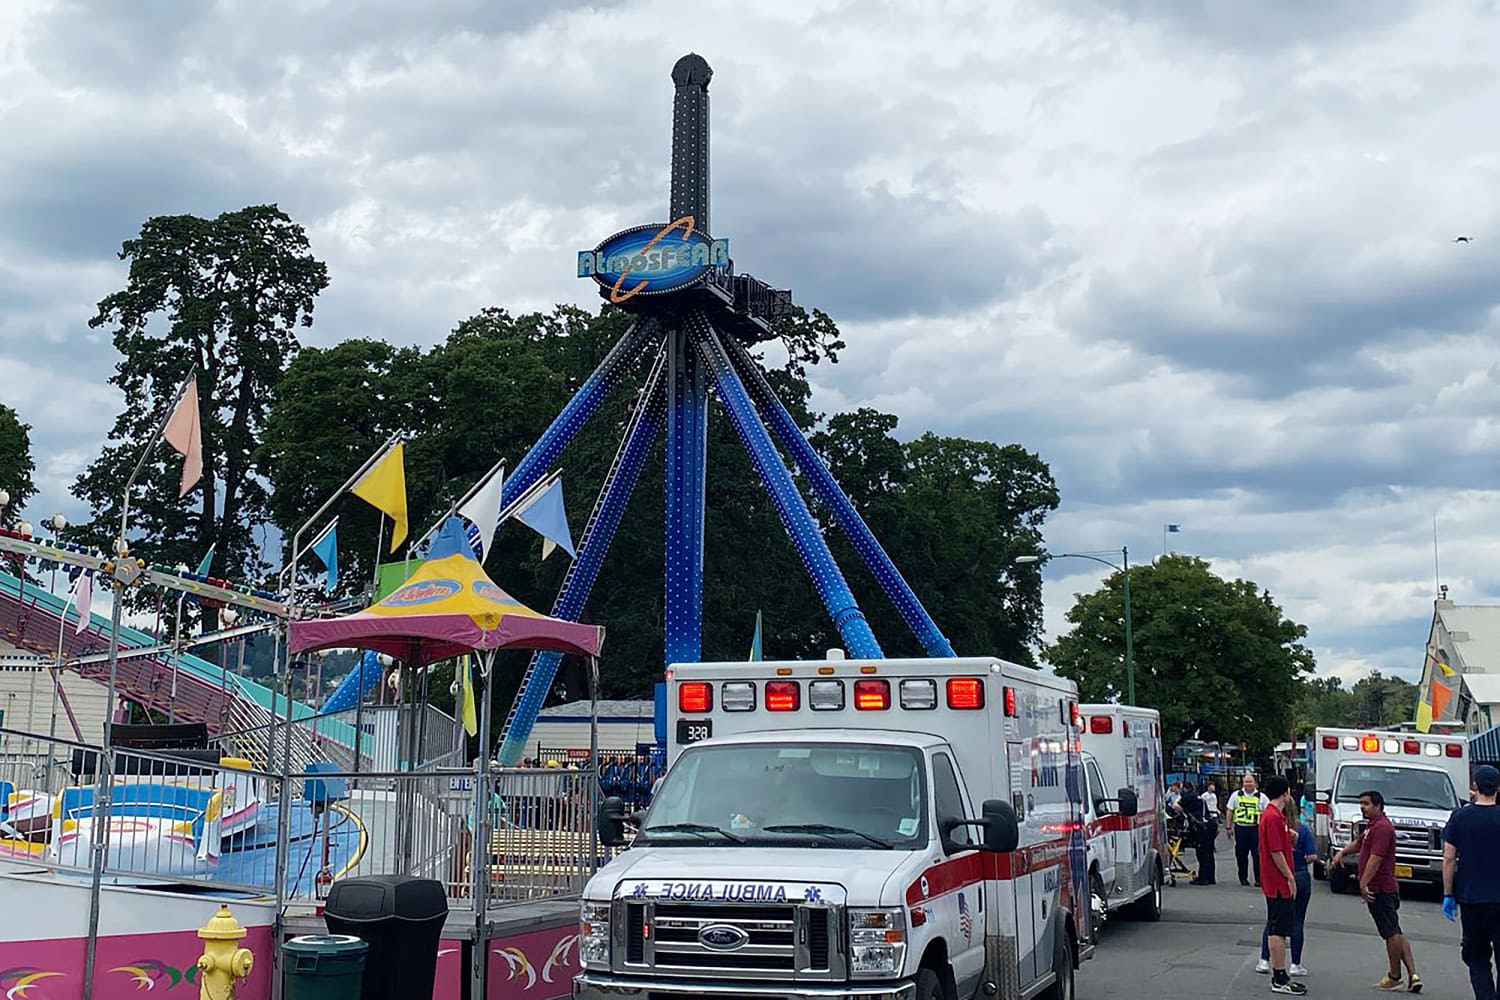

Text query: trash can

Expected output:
[283,934,368,999]
[323,875,449,1000]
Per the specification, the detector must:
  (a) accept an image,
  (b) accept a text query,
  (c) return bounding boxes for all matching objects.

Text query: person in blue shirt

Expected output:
[1258,793,1319,977]
[1443,764,1500,1000]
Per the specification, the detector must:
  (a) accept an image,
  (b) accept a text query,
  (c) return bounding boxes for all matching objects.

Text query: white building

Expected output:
[1420,598,1500,732]
[523,699,656,761]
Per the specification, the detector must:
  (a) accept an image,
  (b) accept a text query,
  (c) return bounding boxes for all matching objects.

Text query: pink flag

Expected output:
[73,572,92,635]
[162,375,203,496]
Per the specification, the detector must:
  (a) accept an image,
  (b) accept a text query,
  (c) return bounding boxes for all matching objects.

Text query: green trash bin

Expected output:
[283,934,369,999]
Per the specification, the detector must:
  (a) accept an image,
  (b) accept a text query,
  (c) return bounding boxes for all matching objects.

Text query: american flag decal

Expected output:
[958,891,972,940]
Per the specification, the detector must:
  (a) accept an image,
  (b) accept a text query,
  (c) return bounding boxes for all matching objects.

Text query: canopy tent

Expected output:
[289,517,604,665]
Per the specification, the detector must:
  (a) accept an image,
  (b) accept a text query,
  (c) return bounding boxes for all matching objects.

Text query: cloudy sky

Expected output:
[2,0,1499,685]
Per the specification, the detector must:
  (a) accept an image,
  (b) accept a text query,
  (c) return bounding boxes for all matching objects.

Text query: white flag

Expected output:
[73,572,93,635]
[457,465,504,560]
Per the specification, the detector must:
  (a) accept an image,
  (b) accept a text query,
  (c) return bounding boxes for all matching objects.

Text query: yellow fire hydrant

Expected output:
[196,904,255,998]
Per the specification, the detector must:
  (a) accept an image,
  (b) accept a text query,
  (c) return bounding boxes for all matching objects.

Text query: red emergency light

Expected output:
[1089,716,1113,735]
[946,678,984,710]
[1403,740,1420,755]
[765,681,800,712]
[1322,736,1339,750]
[853,679,890,711]
[678,682,712,714]
[1003,687,1017,717]
[1446,743,1463,758]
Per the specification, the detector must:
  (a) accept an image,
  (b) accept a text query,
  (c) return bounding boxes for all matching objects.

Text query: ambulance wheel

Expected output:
[1125,867,1162,922]
[1313,859,1327,881]
[915,967,943,1000]
[1088,872,1107,943]
[1043,927,1075,1000]
[1329,863,1351,894]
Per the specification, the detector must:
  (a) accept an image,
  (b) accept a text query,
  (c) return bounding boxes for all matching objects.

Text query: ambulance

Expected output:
[575,655,1114,1000]
[1307,727,1469,891]
[1077,704,1164,932]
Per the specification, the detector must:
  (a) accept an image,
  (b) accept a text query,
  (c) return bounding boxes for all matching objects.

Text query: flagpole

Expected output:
[411,457,508,554]
[117,366,197,552]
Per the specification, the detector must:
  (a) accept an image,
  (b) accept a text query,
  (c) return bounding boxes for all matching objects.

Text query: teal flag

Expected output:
[311,518,339,592]
[749,610,763,662]
[194,544,215,576]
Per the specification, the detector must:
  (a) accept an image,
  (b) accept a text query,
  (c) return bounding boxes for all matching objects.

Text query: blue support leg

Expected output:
[495,353,669,765]
[664,327,708,668]
[721,336,956,657]
[692,316,882,659]
[501,321,658,507]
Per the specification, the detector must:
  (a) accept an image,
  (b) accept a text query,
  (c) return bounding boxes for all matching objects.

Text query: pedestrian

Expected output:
[1332,790,1422,993]
[1203,779,1220,823]
[1228,772,1270,886]
[1256,775,1306,995]
[1442,764,1500,1000]
[1166,781,1182,815]
[1258,789,1316,978]
[1181,784,1216,885]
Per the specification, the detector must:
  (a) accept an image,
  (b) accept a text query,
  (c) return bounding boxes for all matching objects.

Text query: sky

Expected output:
[2,0,1499,686]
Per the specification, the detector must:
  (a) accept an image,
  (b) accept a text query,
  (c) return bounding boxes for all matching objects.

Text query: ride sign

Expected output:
[578,216,729,303]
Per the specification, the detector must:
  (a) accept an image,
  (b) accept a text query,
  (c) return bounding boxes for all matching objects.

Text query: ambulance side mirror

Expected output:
[979,799,1020,854]
[1116,788,1139,817]
[598,796,632,847]
[1313,789,1330,804]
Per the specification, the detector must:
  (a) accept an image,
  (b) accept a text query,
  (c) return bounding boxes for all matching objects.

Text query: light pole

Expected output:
[1016,546,1135,705]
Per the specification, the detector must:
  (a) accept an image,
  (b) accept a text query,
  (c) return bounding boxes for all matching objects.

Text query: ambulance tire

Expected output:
[915,966,943,1000]
[1313,859,1327,881]
[1089,871,1107,943]
[1124,866,1162,922]
[1328,863,1351,894]
[1042,926,1075,1000]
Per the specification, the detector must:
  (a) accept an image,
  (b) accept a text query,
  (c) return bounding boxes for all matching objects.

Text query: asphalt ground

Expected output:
[1077,839,1476,1000]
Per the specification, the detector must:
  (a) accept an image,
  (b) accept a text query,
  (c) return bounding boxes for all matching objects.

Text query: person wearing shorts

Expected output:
[1334,790,1422,993]
[1258,775,1306,995]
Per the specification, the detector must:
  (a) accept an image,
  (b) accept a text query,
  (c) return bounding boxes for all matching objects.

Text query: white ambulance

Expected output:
[1307,727,1469,891]
[1077,704,1165,932]
[575,656,1112,1000]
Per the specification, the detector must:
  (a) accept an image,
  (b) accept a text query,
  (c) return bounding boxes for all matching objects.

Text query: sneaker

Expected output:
[1289,965,1308,978]
[1375,974,1404,991]
[1407,975,1422,994]
[1272,980,1308,995]
[1255,960,1271,974]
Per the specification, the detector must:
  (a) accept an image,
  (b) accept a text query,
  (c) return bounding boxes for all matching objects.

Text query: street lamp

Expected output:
[1015,546,1135,706]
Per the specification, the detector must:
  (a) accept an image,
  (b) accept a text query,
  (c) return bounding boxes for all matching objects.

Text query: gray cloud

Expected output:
[1050,0,1421,51]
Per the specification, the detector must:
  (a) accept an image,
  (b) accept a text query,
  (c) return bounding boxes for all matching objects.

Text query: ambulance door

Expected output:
[1084,757,1115,893]
[933,751,984,992]
[1006,740,1035,983]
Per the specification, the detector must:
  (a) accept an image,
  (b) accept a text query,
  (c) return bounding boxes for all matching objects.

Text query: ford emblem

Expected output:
[698,923,750,951]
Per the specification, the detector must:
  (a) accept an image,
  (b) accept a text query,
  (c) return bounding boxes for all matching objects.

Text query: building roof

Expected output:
[1435,603,1500,675]
[1474,723,1500,765]
[538,699,654,720]
[1462,674,1500,708]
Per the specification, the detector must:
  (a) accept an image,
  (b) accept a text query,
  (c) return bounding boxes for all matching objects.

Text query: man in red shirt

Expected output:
[1259,775,1306,995]
[1332,790,1422,993]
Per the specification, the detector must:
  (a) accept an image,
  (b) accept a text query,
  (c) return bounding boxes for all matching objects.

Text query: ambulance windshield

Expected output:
[1333,764,1458,811]
[641,743,928,849]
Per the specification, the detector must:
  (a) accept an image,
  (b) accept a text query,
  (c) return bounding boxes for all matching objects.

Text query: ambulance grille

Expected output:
[623,902,838,980]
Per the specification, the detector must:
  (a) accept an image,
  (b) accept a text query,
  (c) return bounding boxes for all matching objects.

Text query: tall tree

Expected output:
[73,205,329,599]
[1045,554,1314,752]
[0,403,37,516]
[1349,671,1418,728]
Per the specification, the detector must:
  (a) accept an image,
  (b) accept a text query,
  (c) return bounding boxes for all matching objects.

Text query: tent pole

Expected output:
[471,649,495,1000]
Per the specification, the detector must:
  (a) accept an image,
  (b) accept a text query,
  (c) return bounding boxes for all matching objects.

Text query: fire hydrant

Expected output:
[196,904,254,998]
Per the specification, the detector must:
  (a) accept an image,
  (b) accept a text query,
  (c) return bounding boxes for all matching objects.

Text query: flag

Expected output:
[514,477,575,559]
[749,610,763,662]
[162,374,203,497]
[957,891,972,940]
[351,441,408,552]
[375,560,422,602]
[73,571,93,635]
[1415,699,1434,733]
[1165,524,1181,533]
[458,654,478,737]
[311,519,338,592]
[457,465,504,561]
[194,544,215,577]
[1430,677,1454,720]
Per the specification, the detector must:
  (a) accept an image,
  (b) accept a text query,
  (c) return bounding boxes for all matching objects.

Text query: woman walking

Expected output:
[1258,791,1317,976]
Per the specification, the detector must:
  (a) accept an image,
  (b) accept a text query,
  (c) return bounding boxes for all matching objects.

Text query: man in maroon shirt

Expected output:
[1333,790,1422,993]
[1259,775,1306,994]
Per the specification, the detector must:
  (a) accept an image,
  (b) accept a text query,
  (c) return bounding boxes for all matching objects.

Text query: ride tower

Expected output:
[493,54,954,764]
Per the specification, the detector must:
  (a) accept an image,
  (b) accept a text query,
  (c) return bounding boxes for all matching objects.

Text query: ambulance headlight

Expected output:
[1331,820,1352,845]
[580,900,612,969]
[848,907,906,978]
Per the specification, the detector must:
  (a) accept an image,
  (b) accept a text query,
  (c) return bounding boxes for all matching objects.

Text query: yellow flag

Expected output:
[1415,698,1433,733]
[459,654,478,737]
[351,441,408,551]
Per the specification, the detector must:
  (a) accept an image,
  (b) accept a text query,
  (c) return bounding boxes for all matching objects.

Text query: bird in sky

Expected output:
[1453,235,1474,242]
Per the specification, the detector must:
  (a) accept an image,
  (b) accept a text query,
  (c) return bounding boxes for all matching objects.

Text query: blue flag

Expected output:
[749,610,763,662]
[515,478,576,559]
[194,544,215,576]
[1165,524,1181,533]
[311,518,339,592]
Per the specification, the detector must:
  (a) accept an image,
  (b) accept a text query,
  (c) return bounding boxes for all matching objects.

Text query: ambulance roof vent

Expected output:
[826,648,846,661]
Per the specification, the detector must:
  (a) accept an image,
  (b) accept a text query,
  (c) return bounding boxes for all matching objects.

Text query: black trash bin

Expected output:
[323,875,449,1000]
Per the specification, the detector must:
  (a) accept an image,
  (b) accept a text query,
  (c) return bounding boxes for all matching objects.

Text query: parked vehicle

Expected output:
[1078,704,1165,934]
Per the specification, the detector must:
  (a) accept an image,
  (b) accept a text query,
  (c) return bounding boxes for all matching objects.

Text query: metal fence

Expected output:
[1,726,609,909]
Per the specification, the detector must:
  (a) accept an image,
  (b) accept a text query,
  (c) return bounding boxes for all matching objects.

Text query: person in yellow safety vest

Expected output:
[1227,773,1270,887]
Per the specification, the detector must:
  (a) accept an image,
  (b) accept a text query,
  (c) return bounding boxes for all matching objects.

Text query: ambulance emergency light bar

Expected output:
[675,675,1066,718]
[1321,734,1463,758]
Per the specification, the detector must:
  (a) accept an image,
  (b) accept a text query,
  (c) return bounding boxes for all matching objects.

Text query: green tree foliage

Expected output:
[1045,554,1314,751]
[1291,671,1418,731]
[0,403,37,515]
[1293,675,1355,731]
[261,306,1060,718]
[72,205,329,606]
